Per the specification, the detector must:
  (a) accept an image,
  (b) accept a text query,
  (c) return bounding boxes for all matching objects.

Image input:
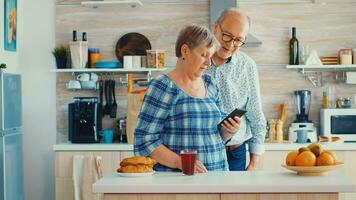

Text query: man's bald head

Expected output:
[212,8,250,60]
[216,8,250,31]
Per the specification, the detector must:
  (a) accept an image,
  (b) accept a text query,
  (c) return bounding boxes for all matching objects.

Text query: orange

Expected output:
[295,151,316,166]
[323,150,337,162]
[285,151,299,166]
[316,152,335,166]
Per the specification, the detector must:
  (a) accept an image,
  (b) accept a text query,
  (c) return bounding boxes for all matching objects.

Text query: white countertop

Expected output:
[53,142,356,151]
[92,171,355,194]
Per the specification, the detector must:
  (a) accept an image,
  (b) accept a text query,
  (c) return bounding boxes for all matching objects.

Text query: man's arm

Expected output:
[245,59,267,170]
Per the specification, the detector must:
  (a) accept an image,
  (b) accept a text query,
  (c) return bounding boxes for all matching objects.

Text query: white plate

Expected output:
[117,171,155,177]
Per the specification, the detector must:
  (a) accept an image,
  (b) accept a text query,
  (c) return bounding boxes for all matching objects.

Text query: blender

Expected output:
[288,90,318,143]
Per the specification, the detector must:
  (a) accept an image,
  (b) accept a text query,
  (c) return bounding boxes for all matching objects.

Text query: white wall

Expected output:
[19,0,56,200]
[0,0,20,73]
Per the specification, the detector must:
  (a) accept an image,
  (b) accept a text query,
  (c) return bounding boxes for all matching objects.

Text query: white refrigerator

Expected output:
[0,72,24,200]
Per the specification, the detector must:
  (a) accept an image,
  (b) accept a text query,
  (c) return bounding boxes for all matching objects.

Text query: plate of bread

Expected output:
[117,156,156,177]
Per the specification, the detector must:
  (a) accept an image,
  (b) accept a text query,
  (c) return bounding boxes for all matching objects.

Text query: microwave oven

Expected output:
[320,108,356,141]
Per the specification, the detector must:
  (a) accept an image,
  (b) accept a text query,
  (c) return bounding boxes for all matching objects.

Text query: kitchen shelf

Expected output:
[286,64,356,87]
[53,68,167,83]
[286,64,356,72]
[58,0,143,8]
[51,68,167,73]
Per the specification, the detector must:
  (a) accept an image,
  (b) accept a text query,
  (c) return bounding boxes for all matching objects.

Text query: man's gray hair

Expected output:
[175,25,220,58]
[216,8,251,28]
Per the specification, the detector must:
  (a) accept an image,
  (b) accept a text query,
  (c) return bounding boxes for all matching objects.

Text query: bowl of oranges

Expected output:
[281,143,343,176]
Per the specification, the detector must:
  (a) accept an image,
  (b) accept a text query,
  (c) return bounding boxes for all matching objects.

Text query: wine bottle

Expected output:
[72,30,77,42]
[289,27,299,65]
[82,32,87,41]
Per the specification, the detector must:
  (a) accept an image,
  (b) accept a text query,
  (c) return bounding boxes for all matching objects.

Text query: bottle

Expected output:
[276,120,284,142]
[72,30,77,41]
[268,119,276,142]
[322,91,329,109]
[82,32,87,42]
[127,73,133,93]
[289,27,299,65]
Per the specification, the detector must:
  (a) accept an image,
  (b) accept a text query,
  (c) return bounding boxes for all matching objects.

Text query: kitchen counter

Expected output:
[93,171,355,200]
[53,142,356,151]
[93,171,354,193]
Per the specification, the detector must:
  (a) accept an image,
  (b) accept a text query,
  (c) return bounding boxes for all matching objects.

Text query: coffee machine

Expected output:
[288,90,317,143]
[68,97,102,143]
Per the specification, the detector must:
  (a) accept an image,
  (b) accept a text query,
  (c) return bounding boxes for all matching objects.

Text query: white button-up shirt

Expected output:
[205,51,267,155]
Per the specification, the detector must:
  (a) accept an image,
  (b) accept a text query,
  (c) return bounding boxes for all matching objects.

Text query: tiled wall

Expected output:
[56,0,356,142]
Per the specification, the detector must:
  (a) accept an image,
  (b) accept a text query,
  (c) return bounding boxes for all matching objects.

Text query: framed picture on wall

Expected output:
[4,0,17,52]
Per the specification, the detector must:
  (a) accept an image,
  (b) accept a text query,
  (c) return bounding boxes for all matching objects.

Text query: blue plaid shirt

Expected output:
[134,74,228,171]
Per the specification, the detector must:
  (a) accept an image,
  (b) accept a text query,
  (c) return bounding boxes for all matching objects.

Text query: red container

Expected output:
[180,150,197,176]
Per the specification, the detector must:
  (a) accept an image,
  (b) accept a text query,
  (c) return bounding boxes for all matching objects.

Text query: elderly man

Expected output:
[205,8,267,171]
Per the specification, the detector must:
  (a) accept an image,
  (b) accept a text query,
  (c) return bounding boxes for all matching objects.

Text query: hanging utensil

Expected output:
[98,80,104,112]
[103,80,110,116]
[110,80,118,118]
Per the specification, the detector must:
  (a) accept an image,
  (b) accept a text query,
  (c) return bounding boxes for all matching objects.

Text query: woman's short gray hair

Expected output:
[175,25,220,58]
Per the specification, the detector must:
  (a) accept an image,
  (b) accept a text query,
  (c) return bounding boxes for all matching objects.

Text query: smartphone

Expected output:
[219,108,247,127]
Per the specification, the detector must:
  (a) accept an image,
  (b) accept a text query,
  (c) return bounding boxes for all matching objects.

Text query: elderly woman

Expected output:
[134,25,240,172]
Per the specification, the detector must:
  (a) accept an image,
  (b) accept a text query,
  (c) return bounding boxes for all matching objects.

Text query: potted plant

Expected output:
[52,45,69,69]
[0,63,6,69]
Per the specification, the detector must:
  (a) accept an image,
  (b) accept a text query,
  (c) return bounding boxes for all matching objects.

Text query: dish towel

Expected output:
[72,155,103,200]
[73,155,84,200]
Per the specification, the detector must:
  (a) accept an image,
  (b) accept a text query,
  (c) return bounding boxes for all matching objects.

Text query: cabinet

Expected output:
[259,150,356,200]
[55,150,134,200]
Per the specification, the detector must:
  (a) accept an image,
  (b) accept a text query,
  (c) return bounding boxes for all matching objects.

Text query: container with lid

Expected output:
[88,48,100,68]
[146,50,165,68]
[339,48,352,65]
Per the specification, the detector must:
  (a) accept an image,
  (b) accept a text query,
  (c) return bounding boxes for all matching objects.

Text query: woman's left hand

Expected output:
[221,116,241,134]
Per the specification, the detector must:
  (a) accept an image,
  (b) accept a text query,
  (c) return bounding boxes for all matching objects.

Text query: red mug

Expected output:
[180,150,197,175]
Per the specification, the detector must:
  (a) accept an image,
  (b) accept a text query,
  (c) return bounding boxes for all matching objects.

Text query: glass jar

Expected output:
[146,50,165,68]
[88,48,100,68]
[343,97,352,108]
[322,91,329,109]
[339,48,352,65]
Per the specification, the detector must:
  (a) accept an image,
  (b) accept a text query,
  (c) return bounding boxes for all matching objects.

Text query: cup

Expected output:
[180,150,197,176]
[123,56,133,69]
[141,56,147,68]
[132,56,141,68]
[100,129,114,143]
[66,80,81,89]
[76,73,90,82]
[90,73,98,81]
[80,80,97,89]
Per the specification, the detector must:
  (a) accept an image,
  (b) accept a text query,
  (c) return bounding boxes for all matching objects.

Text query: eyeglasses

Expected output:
[218,24,245,47]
